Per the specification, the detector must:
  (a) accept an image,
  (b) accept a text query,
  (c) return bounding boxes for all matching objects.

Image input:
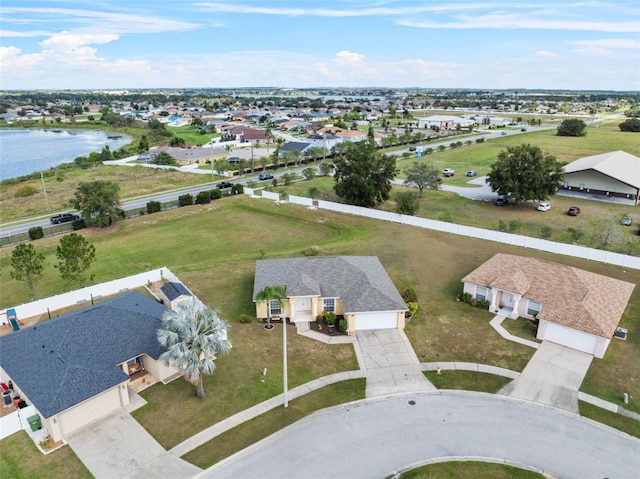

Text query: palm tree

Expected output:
[255,285,287,330]
[157,300,231,399]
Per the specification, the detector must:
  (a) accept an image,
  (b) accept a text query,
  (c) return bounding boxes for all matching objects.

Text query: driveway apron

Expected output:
[67,409,201,479]
[356,330,436,398]
[498,341,593,413]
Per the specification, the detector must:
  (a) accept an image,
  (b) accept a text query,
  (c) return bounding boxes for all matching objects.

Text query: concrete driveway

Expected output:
[67,409,201,479]
[356,330,436,397]
[498,341,593,413]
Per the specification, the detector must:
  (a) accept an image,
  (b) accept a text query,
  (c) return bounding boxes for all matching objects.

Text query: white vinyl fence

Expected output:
[0,404,37,440]
[0,267,183,325]
[247,191,640,271]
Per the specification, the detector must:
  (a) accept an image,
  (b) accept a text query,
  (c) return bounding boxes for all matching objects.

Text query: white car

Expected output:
[443,168,455,177]
[537,202,551,212]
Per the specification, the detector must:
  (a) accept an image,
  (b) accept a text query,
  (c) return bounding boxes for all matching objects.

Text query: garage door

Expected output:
[542,322,598,355]
[354,312,397,331]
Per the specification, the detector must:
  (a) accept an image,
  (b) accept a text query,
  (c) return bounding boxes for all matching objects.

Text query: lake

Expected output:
[0,129,133,181]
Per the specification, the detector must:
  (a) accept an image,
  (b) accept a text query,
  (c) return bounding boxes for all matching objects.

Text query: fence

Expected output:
[248,190,640,271]
[0,267,182,325]
[0,404,37,440]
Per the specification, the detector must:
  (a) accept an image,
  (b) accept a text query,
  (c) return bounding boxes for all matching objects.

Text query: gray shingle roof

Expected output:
[253,256,407,313]
[279,142,310,152]
[0,292,169,418]
[161,282,192,301]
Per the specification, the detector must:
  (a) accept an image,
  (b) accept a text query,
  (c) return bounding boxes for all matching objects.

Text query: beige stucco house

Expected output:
[253,256,408,334]
[462,254,635,358]
[0,292,180,442]
[560,150,640,204]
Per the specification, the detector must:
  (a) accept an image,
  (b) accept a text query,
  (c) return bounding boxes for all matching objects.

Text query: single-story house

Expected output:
[155,146,227,166]
[560,151,640,204]
[306,133,342,151]
[0,292,180,442]
[417,115,475,130]
[461,254,635,358]
[253,256,408,334]
[277,142,311,157]
[160,281,193,310]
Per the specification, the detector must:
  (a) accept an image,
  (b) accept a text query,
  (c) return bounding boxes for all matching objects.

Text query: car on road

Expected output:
[495,197,509,206]
[466,170,477,177]
[258,173,274,181]
[50,212,80,224]
[621,215,632,226]
[216,181,234,189]
[537,202,551,212]
[567,206,581,216]
[409,146,416,152]
[501,131,508,135]
[443,168,455,177]
[430,175,442,183]
[521,128,527,132]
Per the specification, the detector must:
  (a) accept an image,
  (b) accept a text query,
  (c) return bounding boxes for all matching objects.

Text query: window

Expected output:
[527,300,542,317]
[475,286,487,301]
[323,298,336,312]
[579,183,585,190]
[269,300,282,316]
[563,181,569,188]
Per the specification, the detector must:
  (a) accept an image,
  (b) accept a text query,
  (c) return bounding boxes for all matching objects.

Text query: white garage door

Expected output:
[542,322,598,355]
[354,312,397,331]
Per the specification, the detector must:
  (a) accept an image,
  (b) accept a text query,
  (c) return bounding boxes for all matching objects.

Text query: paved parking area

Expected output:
[67,409,201,479]
[498,341,593,413]
[356,330,436,397]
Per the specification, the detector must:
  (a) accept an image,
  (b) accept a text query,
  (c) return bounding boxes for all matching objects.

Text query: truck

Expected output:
[50,212,80,224]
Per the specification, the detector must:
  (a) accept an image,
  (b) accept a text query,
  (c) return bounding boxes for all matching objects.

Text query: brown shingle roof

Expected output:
[462,254,635,337]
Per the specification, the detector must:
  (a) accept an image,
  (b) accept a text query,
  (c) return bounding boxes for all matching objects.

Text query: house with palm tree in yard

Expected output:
[253,256,408,334]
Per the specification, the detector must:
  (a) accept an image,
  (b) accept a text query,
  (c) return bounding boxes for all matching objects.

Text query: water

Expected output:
[0,129,132,181]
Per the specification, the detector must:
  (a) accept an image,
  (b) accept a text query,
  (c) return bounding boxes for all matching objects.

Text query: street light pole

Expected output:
[283,291,288,408]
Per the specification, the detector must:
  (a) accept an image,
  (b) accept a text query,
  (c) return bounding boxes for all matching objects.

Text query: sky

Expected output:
[1,1,639,91]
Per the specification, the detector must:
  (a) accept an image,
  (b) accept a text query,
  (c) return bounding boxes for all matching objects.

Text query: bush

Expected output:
[147,201,161,214]
[238,309,251,324]
[28,226,44,240]
[302,168,316,180]
[178,194,193,206]
[540,225,552,239]
[406,301,419,317]
[326,312,337,326]
[401,288,418,303]
[304,245,319,256]
[72,218,86,230]
[195,190,212,204]
[15,185,38,198]
[338,319,347,333]
[231,183,244,195]
[210,189,222,200]
[619,118,640,132]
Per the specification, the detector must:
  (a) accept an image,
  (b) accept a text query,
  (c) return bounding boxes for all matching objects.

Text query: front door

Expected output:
[502,292,515,309]
[297,297,311,312]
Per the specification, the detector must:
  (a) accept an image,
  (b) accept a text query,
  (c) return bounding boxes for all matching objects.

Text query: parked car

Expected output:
[466,170,477,177]
[50,212,80,224]
[495,197,509,206]
[226,157,240,164]
[501,131,508,135]
[537,202,551,212]
[567,206,581,216]
[430,175,442,183]
[621,215,633,226]
[258,173,274,181]
[216,181,234,189]
[443,168,455,177]
[409,146,416,152]
[521,128,527,132]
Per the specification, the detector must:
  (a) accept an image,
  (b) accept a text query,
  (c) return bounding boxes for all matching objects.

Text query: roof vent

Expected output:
[614,327,628,340]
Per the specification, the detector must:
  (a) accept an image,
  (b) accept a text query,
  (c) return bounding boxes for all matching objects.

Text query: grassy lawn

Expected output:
[167,125,218,146]
[182,378,366,468]
[399,461,545,479]
[500,318,540,343]
[0,431,93,479]
[132,323,358,449]
[424,371,512,393]
[579,401,640,438]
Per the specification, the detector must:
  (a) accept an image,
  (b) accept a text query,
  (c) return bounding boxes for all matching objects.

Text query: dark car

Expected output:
[567,206,581,216]
[216,181,233,189]
[466,170,477,177]
[495,197,509,206]
[258,173,274,181]
[521,128,527,132]
[50,212,80,224]
[409,146,416,152]
[430,175,442,183]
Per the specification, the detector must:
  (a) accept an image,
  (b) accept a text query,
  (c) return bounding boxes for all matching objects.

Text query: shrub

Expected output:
[178,194,193,206]
[401,288,418,303]
[540,225,552,239]
[406,302,419,317]
[238,309,251,324]
[461,292,473,303]
[28,226,44,240]
[210,189,222,200]
[508,220,522,233]
[15,185,38,198]
[316,314,324,324]
[326,312,337,326]
[147,200,161,214]
[195,190,212,204]
[302,168,316,180]
[309,187,320,198]
[619,118,640,132]
[231,183,244,195]
[71,218,86,230]
[304,245,319,256]
[338,319,347,333]
[567,227,584,241]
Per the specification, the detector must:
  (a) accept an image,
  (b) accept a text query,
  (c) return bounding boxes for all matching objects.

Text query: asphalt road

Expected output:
[200,392,640,479]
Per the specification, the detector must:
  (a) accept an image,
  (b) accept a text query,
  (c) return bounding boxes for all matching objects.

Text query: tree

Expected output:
[404,161,440,197]
[10,243,45,300]
[619,118,640,132]
[486,144,565,204]
[157,300,231,399]
[138,135,149,152]
[255,285,287,330]
[395,191,419,215]
[302,168,316,181]
[55,233,96,288]
[73,180,121,227]
[333,141,396,207]
[556,119,587,137]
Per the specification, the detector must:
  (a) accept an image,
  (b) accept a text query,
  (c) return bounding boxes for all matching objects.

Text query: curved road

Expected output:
[200,392,640,479]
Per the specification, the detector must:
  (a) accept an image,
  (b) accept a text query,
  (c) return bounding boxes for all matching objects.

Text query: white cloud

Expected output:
[570,38,640,49]
[535,50,558,58]
[0,29,52,38]
[572,47,614,56]
[40,32,119,52]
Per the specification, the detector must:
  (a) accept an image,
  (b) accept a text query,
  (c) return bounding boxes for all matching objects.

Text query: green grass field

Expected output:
[400,461,545,479]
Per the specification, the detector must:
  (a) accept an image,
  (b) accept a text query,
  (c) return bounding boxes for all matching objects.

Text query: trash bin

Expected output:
[27,415,41,432]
